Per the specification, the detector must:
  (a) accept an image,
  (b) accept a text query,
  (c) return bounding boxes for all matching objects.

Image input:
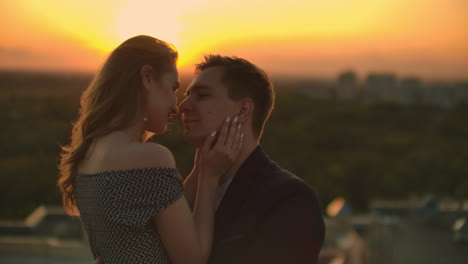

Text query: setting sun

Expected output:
[111,0,196,68]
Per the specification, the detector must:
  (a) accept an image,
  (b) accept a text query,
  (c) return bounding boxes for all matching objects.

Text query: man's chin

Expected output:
[182,132,207,148]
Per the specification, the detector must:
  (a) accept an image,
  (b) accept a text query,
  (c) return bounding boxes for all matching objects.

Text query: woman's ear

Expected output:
[238,98,254,123]
[140,65,153,90]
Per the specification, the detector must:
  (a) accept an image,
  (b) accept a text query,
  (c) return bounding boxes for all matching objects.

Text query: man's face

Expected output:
[178,66,239,147]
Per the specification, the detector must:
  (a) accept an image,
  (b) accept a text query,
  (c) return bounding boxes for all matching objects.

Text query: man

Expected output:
[180,55,325,264]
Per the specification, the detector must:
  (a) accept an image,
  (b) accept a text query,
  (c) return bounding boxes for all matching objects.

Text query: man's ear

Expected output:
[140,65,153,91]
[238,98,254,123]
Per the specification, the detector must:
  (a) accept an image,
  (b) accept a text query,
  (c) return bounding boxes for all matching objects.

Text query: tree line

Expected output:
[1,72,467,218]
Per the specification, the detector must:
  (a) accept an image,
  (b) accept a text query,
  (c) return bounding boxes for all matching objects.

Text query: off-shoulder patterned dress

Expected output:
[75,167,183,264]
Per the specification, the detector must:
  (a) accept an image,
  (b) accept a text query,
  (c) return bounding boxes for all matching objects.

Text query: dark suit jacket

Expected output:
[209,146,325,264]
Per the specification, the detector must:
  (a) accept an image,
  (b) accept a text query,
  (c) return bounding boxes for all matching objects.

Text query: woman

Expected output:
[58,35,243,264]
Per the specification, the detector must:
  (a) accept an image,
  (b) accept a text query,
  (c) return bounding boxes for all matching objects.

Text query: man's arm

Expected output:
[247,190,325,264]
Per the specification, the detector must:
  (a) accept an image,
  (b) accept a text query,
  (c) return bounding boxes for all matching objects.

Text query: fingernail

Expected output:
[241,133,244,138]
[226,116,231,122]
[237,124,241,129]
[233,116,238,123]
[210,131,217,136]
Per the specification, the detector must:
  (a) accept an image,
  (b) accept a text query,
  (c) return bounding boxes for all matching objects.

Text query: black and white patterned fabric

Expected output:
[76,167,183,263]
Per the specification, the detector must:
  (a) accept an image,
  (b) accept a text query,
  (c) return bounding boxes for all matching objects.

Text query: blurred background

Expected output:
[1,0,467,263]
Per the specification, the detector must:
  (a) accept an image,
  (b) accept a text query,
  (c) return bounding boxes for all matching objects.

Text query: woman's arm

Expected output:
[93,118,242,264]
[155,117,243,264]
[153,191,216,264]
[183,150,200,211]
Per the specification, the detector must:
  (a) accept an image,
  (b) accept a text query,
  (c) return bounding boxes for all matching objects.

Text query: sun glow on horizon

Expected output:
[110,0,205,68]
[1,0,467,79]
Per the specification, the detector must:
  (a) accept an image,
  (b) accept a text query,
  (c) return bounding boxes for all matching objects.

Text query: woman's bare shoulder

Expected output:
[124,142,176,169]
[78,142,176,173]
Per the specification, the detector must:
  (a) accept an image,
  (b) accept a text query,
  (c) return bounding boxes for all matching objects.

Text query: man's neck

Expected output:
[219,137,259,185]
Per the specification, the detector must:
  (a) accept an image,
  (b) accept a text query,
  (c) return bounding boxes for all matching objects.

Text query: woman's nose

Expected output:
[169,105,178,117]
[178,98,191,113]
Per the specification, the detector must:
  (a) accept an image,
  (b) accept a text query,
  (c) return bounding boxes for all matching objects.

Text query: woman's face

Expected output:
[143,64,179,134]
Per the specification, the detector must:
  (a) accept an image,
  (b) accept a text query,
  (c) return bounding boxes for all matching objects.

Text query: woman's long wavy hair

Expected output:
[58,35,178,216]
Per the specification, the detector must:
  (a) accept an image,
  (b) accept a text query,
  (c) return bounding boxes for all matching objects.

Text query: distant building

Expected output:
[336,71,359,99]
[287,70,466,107]
[423,84,455,107]
[365,73,398,101]
[399,77,423,104]
[453,82,468,104]
[297,80,333,99]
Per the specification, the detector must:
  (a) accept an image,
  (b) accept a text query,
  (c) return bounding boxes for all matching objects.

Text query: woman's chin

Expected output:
[146,124,167,135]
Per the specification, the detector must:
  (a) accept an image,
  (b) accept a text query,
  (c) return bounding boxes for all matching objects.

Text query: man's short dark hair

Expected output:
[195,55,275,139]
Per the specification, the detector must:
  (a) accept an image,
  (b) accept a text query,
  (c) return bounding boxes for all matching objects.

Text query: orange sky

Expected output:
[1,0,467,80]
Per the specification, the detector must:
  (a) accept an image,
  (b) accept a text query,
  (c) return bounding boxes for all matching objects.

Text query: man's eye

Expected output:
[198,94,209,98]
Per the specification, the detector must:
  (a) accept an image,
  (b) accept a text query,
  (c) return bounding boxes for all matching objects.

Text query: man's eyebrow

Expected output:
[184,85,211,95]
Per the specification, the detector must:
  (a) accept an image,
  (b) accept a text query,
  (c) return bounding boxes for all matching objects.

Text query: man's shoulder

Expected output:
[260,161,318,199]
[262,160,306,186]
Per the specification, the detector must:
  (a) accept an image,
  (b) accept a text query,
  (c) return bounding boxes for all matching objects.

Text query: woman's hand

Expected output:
[198,116,243,184]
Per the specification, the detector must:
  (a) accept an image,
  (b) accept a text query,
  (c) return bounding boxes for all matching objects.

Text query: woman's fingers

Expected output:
[232,124,243,154]
[225,116,238,147]
[199,116,244,180]
[214,116,230,149]
[201,130,217,154]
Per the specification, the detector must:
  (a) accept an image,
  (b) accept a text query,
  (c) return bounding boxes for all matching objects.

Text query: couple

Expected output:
[58,35,325,264]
